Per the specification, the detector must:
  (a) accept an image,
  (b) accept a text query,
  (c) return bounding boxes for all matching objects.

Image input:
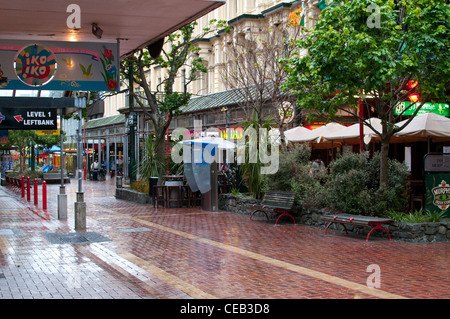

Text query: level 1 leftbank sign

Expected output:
[0,40,119,91]
[0,108,57,130]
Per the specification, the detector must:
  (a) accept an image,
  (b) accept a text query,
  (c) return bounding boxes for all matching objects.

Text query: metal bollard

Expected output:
[21,176,25,198]
[27,177,30,202]
[34,178,38,205]
[42,181,47,210]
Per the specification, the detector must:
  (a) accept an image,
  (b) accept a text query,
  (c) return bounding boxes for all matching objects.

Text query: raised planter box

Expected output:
[219,193,450,243]
[115,187,152,205]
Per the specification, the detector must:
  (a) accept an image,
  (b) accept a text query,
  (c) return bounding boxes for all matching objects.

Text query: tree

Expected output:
[7,131,66,172]
[221,17,303,149]
[282,0,449,191]
[122,20,228,177]
[34,133,64,151]
[7,130,35,172]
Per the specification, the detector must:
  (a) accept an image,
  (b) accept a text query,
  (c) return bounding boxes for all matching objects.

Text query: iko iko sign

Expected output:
[0,40,119,91]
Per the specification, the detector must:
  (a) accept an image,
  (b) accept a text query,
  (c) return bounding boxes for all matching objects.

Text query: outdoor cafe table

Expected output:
[163,176,184,208]
[163,175,185,181]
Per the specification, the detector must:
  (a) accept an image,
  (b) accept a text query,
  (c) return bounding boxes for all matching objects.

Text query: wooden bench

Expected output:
[322,213,394,242]
[43,172,70,184]
[249,190,297,225]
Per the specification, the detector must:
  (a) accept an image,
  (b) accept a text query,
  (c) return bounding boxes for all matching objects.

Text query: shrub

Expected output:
[425,210,447,222]
[130,180,149,194]
[386,208,447,223]
[326,152,409,216]
[264,144,326,210]
[8,169,44,179]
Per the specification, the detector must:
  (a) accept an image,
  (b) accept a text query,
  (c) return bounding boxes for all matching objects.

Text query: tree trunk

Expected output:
[379,136,390,191]
[279,129,288,152]
[155,132,168,173]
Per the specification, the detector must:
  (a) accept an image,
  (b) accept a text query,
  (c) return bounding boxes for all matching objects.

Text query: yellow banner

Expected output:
[36,130,60,136]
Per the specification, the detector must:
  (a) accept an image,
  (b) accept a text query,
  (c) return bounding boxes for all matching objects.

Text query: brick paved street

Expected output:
[0,177,449,301]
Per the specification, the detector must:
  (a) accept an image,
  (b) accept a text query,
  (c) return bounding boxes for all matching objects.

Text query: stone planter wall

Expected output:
[219,193,258,215]
[115,187,152,205]
[219,194,450,243]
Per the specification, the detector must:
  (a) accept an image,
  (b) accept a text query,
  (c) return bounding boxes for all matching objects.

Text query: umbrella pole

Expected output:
[359,95,364,152]
[331,140,334,161]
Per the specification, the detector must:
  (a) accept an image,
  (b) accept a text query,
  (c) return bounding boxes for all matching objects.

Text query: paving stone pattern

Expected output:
[0,178,449,299]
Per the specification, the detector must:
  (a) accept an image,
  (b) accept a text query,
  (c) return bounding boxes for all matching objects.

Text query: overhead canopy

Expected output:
[46,145,61,152]
[392,112,450,143]
[181,136,236,149]
[0,0,225,59]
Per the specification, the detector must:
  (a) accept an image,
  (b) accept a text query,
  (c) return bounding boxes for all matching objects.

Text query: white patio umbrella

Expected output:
[322,118,382,144]
[290,122,346,143]
[393,112,450,142]
[284,126,311,143]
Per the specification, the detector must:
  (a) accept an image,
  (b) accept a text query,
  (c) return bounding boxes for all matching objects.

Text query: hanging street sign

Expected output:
[0,108,57,130]
[0,40,119,91]
[36,130,60,136]
[394,102,450,117]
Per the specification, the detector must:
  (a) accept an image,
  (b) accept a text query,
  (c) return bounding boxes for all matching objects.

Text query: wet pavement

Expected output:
[0,176,449,300]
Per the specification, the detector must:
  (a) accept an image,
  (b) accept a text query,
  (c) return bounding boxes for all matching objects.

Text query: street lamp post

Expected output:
[58,108,67,220]
[75,98,86,231]
[128,63,136,183]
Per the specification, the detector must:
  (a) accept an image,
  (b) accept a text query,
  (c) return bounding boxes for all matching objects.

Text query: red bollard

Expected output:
[27,177,30,202]
[34,178,38,205]
[21,176,25,198]
[42,181,47,210]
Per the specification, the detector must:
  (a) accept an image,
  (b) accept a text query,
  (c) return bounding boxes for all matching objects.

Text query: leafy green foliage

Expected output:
[282,0,449,115]
[425,210,447,222]
[139,136,166,179]
[7,130,66,172]
[130,180,149,194]
[120,20,228,172]
[386,208,447,223]
[326,152,409,216]
[239,112,274,199]
[281,0,449,190]
[263,144,326,209]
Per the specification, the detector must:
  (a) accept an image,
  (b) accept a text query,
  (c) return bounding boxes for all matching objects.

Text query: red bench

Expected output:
[6,175,32,194]
[249,190,297,225]
[322,214,393,241]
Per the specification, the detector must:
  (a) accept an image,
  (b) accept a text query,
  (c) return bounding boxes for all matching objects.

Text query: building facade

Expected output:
[68,0,326,177]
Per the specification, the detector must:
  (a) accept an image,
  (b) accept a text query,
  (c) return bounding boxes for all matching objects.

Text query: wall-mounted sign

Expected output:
[184,127,244,140]
[425,153,450,218]
[0,108,57,130]
[426,174,450,218]
[431,180,450,211]
[0,40,119,91]
[394,102,449,117]
[220,127,243,139]
[279,101,295,124]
